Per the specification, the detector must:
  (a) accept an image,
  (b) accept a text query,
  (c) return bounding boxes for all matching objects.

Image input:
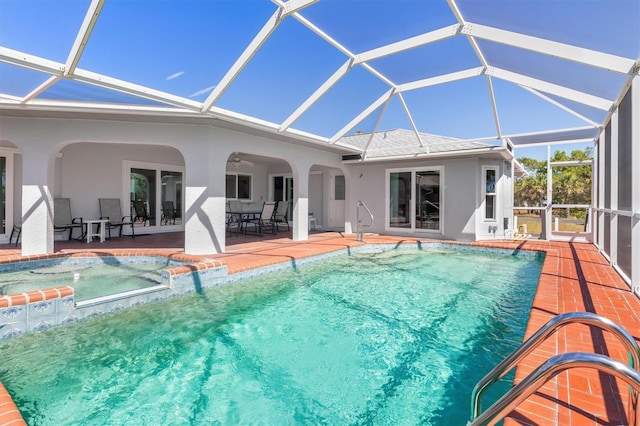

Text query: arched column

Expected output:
[182,146,227,255]
[342,168,354,234]
[292,162,311,241]
[20,146,56,255]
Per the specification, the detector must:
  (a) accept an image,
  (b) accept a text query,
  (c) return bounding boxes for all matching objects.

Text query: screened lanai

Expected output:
[0,0,639,288]
[1,0,637,148]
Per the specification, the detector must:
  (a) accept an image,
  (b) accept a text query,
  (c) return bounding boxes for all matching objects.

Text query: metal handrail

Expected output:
[470,312,640,421]
[356,200,373,242]
[469,352,640,426]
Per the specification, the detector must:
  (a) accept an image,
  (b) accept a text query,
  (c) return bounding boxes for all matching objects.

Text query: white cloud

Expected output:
[189,85,216,98]
[166,71,185,80]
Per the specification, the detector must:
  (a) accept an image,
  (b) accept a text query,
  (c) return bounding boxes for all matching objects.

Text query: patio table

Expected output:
[227,209,261,235]
[85,219,109,243]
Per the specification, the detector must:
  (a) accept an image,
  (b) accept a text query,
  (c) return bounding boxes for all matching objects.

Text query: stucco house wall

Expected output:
[1,114,514,253]
[58,142,185,221]
[346,156,511,241]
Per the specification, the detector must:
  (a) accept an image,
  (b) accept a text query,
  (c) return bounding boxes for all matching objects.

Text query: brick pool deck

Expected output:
[0,232,638,425]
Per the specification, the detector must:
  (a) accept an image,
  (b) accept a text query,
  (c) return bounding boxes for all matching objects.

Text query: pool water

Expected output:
[0,260,167,301]
[0,247,542,425]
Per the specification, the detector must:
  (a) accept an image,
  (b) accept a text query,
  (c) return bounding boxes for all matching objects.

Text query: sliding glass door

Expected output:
[0,151,14,241]
[388,168,441,233]
[126,161,184,228]
[272,175,293,221]
[415,171,440,230]
[389,171,411,229]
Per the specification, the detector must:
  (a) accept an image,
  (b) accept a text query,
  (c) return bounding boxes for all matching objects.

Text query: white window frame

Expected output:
[123,160,185,230]
[385,165,444,234]
[226,172,253,201]
[482,166,499,222]
[0,149,15,242]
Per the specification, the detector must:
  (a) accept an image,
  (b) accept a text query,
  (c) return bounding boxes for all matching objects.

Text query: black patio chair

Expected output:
[133,200,154,226]
[162,201,177,225]
[99,198,135,238]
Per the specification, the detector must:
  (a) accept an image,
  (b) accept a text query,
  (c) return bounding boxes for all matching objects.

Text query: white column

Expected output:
[292,165,310,241]
[631,77,640,293]
[610,109,619,264]
[545,145,552,240]
[20,147,55,255]
[343,169,353,234]
[182,147,227,255]
[598,130,606,249]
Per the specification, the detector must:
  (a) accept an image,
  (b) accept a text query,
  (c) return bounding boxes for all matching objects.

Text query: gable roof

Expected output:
[339,128,499,159]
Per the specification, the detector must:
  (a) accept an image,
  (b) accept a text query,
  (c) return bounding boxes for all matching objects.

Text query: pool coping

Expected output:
[0,235,637,425]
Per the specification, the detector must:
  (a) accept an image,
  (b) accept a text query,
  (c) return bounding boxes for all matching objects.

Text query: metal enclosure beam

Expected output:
[0,47,64,76]
[489,67,613,111]
[65,0,105,76]
[397,67,484,92]
[330,88,395,144]
[520,86,600,127]
[355,24,461,63]
[463,22,636,75]
[202,8,286,112]
[280,59,354,131]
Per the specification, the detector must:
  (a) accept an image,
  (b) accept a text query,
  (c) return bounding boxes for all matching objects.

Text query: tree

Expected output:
[514,148,592,219]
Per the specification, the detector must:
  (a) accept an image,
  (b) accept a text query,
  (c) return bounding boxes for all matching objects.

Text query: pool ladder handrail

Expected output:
[468,352,640,426]
[356,200,373,242]
[470,311,640,424]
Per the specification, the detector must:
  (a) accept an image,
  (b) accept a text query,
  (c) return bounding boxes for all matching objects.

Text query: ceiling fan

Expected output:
[227,153,255,168]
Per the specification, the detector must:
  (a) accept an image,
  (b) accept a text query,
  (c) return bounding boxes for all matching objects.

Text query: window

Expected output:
[387,167,441,232]
[125,160,184,228]
[415,171,440,230]
[334,175,345,200]
[226,173,252,201]
[0,150,15,239]
[483,167,498,221]
[131,168,157,226]
[161,171,182,226]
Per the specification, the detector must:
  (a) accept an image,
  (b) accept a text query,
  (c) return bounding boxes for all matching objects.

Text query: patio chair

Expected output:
[99,198,135,238]
[273,201,289,232]
[162,201,177,225]
[133,200,153,226]
[226,201,242,236]
[244,201,276,235]
[9,224,21,246]
[54,198,86,240]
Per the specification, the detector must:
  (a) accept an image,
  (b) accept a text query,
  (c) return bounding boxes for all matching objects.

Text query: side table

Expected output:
[85,219,109,243]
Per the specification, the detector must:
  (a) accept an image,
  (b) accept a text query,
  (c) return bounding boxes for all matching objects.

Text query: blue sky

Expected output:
[0,0,638,161]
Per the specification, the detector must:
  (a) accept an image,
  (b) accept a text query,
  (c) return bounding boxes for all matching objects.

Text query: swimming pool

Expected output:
[0,246,542,425]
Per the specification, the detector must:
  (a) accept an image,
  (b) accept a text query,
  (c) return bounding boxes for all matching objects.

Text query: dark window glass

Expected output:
[274,176,283,201]
[415,171,440,230]
[237,175,251,200]
[225,175,236,199]
[389,172,411,228]
[485,195,496,219]
[335,175,345,200]
[131,168,156,226]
